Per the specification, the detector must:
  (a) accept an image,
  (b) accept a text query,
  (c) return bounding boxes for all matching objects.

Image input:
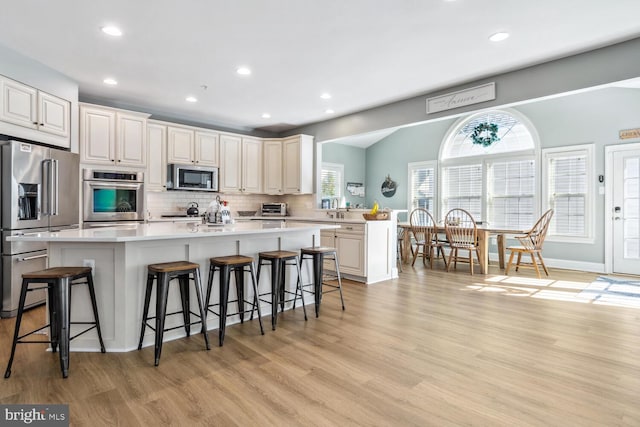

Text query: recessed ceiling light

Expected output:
[103,78,118,86]
[325,109,335,114]
[101,26,123,37]
[237,67,251,76]
[320,93,332,99]
[489,32,509,42]
[186,96,198,103]
[261,113,271,119]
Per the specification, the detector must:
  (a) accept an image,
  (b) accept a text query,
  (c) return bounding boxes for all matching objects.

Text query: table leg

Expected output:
[477,230,489,274]
[403,230,410,264]
[497,234,505,269]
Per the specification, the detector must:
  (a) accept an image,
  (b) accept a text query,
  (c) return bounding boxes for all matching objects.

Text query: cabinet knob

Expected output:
[33,122,38,125]
[40,123,44,126]
[118,160,122,162]
[111,159,115,162]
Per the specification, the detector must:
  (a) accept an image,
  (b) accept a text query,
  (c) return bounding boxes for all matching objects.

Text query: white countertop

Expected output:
[8,221,339,243]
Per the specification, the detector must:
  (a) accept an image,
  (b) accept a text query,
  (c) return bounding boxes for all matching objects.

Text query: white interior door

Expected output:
[612,149,640,274]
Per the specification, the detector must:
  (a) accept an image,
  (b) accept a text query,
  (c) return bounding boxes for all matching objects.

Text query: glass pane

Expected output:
[624,238,640,259]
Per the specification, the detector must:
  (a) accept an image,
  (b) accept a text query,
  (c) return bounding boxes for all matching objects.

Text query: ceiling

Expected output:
[1,1,640,134]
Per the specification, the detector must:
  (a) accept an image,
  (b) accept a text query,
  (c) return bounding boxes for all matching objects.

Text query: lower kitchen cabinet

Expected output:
[320,220,393,284]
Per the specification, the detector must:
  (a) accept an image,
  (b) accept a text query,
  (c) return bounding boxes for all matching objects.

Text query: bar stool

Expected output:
[138,261,210,366]
[4,266,105,379]
[299,247,345,317]
[254,250,307,331]
[205,255,264,346]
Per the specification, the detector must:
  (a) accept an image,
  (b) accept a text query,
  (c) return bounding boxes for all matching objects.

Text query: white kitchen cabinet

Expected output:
[0,75,70,147]
[195,131,219,166]
[263,139,283,195]
[219,134,263,193]
[146,122,167,191]
[321,220,393,284]
[282,134,314,194]
[80,104,148,167]
[167,126,194,164]
[167,126,219,167]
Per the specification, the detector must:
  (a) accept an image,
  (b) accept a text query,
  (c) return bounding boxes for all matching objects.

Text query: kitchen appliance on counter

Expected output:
[261,203,287,217]
[83,169,145,227]
[168,164,218,192]
[1,139,80,317]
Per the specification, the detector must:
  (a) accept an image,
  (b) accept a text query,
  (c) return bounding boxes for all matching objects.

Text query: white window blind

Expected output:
[321,162,343,199]
[442,164,482,220]
[488,159,535,228]
[543,146,593,239]
[408,162,436,212]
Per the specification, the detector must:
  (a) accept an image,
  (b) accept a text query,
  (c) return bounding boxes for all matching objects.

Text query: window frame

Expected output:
[407,160,438,216]
[541,144,595,244]
[320,162,344,200]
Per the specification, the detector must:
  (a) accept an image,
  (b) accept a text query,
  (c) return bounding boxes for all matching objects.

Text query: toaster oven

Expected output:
[261,203,287,216]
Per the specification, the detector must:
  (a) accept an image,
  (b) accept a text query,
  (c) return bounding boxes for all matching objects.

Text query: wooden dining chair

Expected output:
[505,209,554,279]
[444,208,479,275]
[409,208,447,268]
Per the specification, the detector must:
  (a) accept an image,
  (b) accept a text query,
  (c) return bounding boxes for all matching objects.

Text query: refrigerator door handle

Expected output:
[51,159,59,216]
[41,159,52,216]
[17,254,49,262]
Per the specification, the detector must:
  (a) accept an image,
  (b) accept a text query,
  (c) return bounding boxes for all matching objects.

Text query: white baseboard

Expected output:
[488,253,605,273]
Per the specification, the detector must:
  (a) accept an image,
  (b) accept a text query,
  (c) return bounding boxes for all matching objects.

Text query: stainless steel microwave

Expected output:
[169,164,218,192]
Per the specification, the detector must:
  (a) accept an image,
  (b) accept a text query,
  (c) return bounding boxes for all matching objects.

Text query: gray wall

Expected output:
[285,37,640,142]
[321,143,366,207]
[0,43,79,152]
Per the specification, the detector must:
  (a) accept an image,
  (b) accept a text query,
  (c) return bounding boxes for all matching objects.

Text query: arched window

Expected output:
[439,109,538,229]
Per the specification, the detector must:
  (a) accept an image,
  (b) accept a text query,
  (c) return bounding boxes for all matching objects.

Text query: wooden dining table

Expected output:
[398,222,527,274]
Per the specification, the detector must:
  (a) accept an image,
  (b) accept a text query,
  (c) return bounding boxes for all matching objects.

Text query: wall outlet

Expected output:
[82,259,95,270]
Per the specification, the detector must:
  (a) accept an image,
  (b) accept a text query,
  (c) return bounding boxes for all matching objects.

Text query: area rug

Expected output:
[578,275,640,308]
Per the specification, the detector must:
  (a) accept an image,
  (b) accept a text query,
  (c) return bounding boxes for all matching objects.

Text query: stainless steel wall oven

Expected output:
[82,169,145,225]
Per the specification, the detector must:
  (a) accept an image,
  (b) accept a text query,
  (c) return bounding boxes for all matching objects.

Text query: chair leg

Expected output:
[192,268,210,350]
[86,273,106,353]
[154,273,171,366]
[178,275,191,336]
[234,267,245,323]
[530,252,541,279]
[447,249,455,272]
[333,254,345,311]
[293,258,308,321]
[411,244,420,266]
[538,252,550,276]
[469,249,474,276]
[4,279,31,378]
[516,252,523,271]
[138,273,154,350]
[248,263,265,335]
[57,277,71,378]
[439,247,448,268]
[505,251,516,275]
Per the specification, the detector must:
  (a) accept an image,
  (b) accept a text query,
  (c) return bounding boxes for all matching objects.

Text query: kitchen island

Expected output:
[8,221,338,352]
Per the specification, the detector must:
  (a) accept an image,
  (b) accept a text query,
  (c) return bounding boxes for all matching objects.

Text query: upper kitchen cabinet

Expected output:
[147,121,167,192]
[219,134,263,194]
[0,75,71,148]
[80,103,149,167]
[263,139,283,195]
[167,126,219,166]
[282,135,314,194]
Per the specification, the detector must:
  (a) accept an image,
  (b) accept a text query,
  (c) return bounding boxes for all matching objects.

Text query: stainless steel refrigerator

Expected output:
[1,139,79,317]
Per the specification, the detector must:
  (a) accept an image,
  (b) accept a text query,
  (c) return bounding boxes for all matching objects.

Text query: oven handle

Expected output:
[86,182,144,190]
[17,253,48,262]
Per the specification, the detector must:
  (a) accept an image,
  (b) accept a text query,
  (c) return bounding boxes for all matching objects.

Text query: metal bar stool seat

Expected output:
[138,261,210,366]
[206,255,264,346]
[299,247,345,317]
[5,266,106,379]
[253,250,307,331]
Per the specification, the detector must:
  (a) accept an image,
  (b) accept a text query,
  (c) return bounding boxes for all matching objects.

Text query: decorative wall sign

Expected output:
[426,82,496,114]
[381,175,397,198]
[619,128,640,140]
[346,182,365,197]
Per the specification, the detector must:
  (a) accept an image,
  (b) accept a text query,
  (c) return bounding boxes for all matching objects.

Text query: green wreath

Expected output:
[470,122,500,147]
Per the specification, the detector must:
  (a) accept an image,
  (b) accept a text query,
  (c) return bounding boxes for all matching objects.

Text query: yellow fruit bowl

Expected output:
[362,213,389,220]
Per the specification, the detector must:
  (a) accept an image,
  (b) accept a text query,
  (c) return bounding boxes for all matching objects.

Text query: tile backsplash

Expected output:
[147,191,316,217]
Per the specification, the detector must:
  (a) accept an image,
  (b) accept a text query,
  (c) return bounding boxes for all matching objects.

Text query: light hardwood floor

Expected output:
[0,264,639,426]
